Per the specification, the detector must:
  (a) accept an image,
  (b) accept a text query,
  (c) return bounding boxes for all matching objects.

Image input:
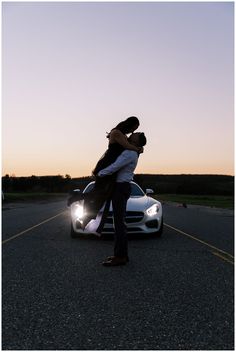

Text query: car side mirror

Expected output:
[146,188,154,195]
[69,189,81,196]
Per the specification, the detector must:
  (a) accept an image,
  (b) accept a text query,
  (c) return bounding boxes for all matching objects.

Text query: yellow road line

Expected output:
[212,251,234,265]
[2,211,67,245]
[164,223,234,261]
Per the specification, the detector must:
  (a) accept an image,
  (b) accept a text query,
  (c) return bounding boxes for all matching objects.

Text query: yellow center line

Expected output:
[212,251,234,265]
[2,211,67,245]
[164,223,234,263]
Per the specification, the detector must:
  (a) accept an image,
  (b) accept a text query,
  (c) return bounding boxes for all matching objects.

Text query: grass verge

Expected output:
[2,192,234,209]
[3,193,68,202]
[153,194,234,210]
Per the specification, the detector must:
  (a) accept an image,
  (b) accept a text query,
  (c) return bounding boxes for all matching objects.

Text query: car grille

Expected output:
[105,211,144,224]
[102,227,144,233]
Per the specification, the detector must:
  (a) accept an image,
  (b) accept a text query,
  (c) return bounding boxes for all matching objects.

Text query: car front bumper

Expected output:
[71,209,163,235]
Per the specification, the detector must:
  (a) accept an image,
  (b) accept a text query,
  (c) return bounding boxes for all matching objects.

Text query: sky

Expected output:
[2,2,234,177]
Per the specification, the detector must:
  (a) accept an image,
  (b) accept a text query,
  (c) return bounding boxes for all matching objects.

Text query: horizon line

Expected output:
[2,173,234,178]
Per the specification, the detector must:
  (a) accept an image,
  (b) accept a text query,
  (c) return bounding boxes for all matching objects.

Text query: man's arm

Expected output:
[97,151,136,177]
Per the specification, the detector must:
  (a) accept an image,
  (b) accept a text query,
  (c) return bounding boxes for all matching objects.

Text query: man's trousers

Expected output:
[112,182,131,257]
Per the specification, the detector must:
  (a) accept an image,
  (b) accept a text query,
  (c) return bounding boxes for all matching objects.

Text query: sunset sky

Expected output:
[2,2,234,177]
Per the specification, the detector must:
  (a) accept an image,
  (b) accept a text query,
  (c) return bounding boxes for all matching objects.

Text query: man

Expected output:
[97,132,147,266]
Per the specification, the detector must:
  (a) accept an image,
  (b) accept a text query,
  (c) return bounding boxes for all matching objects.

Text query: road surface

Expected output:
[2,198,234,350]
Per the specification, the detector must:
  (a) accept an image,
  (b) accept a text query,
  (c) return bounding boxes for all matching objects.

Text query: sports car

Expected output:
[70,181,163,237]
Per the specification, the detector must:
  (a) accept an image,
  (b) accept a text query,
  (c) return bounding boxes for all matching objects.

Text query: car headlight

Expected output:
[146,204,159,216]
[73,204,84,220]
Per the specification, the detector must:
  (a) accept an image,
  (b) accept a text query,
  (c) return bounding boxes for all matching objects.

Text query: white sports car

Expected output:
[70,181,163,237]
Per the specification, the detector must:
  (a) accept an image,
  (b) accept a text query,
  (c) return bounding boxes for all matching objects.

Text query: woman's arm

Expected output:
[110,129,141,152]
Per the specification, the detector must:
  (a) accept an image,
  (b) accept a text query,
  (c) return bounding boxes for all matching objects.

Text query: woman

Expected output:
[82,116,141,231]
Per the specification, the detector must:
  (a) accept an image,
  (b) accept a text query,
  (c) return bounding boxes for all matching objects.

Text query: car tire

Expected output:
[155,217,163,237]
[70,222,77,238]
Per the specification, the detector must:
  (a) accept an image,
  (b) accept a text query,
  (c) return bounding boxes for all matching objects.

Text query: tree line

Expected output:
[2,174,234,195]
[133,174,234,195]
[2,174,75,193]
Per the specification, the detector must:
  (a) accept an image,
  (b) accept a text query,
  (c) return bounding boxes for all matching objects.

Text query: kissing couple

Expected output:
[69,116,147,266]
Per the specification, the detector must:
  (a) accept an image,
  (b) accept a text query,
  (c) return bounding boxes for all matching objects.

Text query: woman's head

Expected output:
[114,116,140,134]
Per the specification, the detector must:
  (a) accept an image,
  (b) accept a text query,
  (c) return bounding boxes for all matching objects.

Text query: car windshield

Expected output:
[83,182,145,196]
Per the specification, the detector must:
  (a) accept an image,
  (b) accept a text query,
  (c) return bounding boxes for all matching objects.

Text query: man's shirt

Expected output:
[97,150,139,182]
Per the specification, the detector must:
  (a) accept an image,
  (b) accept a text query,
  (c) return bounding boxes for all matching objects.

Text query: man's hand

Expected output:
[138,146,144,154]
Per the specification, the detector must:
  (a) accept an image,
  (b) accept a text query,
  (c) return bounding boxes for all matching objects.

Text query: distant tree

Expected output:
[2,174,11,192]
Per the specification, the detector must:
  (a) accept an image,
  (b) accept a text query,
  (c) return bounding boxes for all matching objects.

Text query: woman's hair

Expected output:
[107,116,140,138]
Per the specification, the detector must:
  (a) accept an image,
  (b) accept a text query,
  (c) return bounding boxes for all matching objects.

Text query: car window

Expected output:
[83,182,144,196]
[130,183,145,196]
[83,183,94,193]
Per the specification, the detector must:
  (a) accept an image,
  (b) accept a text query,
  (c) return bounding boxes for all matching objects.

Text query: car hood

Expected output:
[108,195,160,212]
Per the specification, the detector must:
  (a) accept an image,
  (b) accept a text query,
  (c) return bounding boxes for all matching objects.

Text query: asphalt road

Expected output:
[2,198,234,350]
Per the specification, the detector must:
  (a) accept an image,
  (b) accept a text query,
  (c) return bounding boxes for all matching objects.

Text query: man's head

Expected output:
[128,132,147,147]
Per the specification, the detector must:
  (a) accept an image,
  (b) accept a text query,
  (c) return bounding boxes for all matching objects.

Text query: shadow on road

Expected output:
[72,232,162,242]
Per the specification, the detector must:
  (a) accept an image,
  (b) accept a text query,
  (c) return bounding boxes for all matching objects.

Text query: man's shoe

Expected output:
[102,256,128,266]
[106,255,129,262]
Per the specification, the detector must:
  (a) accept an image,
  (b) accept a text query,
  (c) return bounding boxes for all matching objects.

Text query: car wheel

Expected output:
[70,222,77,238]
[155,217,163,237]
